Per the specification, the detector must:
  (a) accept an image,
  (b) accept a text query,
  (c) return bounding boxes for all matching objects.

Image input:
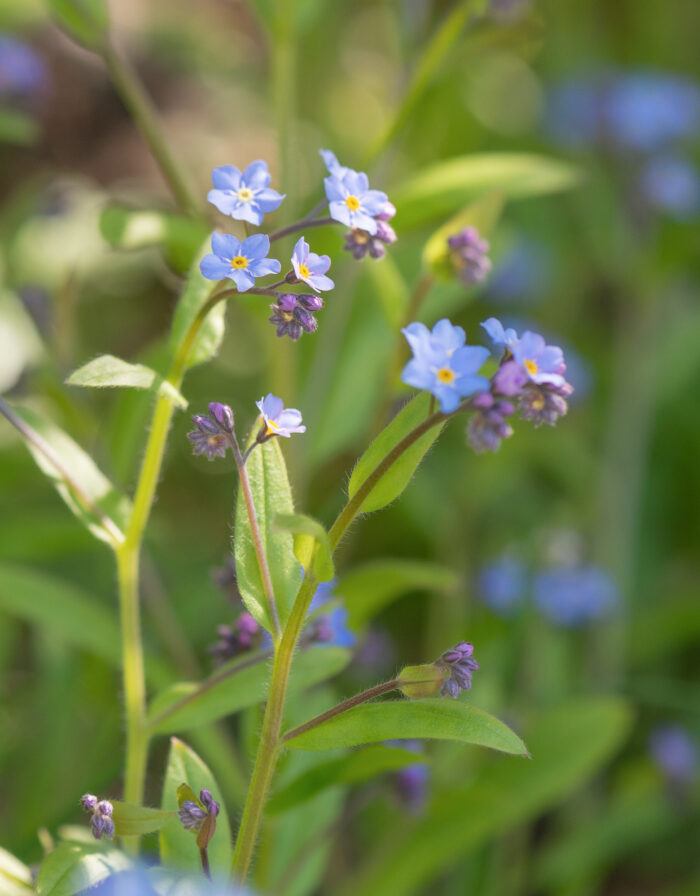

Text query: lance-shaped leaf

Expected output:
[100,206,207,272]
[110,801,176,837]
[422,191,504,278]
[268,745,427,814]
[234,438,302,630]
[147,647,350,735]
[67,355,186,408]
[159,739,232,874]
[168,238,226,371]
[35,842,130,896]
[339,558,459,629]
[3,404,130,546]
[285,699,528,756]
[347,393,446,515]
[276,513,334,582]
[393,152,581,229]
[333,698,632,896]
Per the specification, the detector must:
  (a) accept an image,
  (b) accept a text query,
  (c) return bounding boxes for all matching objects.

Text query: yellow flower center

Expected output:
[231,256,248,269]
[525,360,538,376]
[298,263,311,279]
[437,367,455,384]
[345,195,360,211]
[265,419,280,436]
[237,187,253,202]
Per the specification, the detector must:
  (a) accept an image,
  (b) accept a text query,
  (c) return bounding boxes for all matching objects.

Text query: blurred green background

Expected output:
[0,0,699,894]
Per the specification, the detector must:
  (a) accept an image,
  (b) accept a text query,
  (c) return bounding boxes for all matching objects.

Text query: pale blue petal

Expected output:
[539,345,565,373]
[211,232,239,258]
[432,319,465,353]
[277,409,304,431]
[230,268,255,292]
[211,165,241,190]
[308,273,334,291]
[352,211,378,235]
[433,383,461,414]
[255,188,285,212]
[515,331,546,361]
[207,189,240,216]
[249,257,282,277]
[362,189,389,216]
[324,176,347,203]
[320,149,346,175]
[242,160,270,189]
[261,394,284,419]
[200,255,232,280]
[402,322,432,357]
[307,252,331,274]
[235,203,264,226]
[292,237,308,266]
[456,373,490,398]
[401,358,435,391]
[481,317,507,346]
[531,370,566,387]
[241,232,271,260]
[329,201,353,228]
[451,345,490,376]
[343,170,367,195]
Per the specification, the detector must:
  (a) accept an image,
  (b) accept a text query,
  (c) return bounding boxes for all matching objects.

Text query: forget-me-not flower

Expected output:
[200,232,281,291]
[481,317,520,351]
[207,161,285,226]
[319,148,351,178]
[324,163,388,235]
[0,35,46,97]
[401,319,490,414]
[639,155,700,219]
[291,237,334,292]
[482,318,566,388]
[256,393,306,440]
[533,565,617,627]
[307,580,356,648]
[478,557,527,615]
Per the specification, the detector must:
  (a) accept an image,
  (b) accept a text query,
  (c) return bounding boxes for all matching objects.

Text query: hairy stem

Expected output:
[101,43,200,218]
[268,216,334,243]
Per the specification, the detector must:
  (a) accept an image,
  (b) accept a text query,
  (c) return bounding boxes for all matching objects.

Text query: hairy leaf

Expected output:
[67,355,186,408]
[110,801,176,837]
[35,842,130,896]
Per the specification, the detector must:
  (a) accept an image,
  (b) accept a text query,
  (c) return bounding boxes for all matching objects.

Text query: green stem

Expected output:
[101,43,200,218]
[231,406,452,881]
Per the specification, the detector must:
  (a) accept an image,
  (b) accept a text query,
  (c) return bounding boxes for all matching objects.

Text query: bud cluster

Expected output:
[208,612,262,664]
[178,788,220,834]
[447,227,492,284]
[187,402,234,461]
[344,201,397,260]
[435,642,479,698]
[81,794,114,840]
[269,293,323,340]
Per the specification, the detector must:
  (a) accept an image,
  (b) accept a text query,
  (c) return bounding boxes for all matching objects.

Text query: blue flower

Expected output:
[0,35,46,97]
[477,557,527,615]
[649,725,698,785]
[401,319,489,414]
[639,155,700,219]
[319,148,352,178]
[324,164,388,235]
[307,580,356,648]
[481,317,519,351]
[256,393,306,439]
[207,161,285,226]
[512,331,566,387]
[200,233,281,291]
[533,565,617,627]
[291,237,334,292]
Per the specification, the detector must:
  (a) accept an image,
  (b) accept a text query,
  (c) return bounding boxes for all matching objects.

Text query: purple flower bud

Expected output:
[102,818,115,839]
[447,227,492,285]
[518,382,571,426]
[91,815,106,839]
[97,800,113,817]
[208,611,263,664]
[436,642,478,698]
[192,414,220,435]
[178,801,207,832]
[467,397,515,453]
[278,293,298,312]
[493,360,528,397]
[472,391,494,409]
[81,794,98,812]
[199,790,220,816]
[208,402,234,433]
[295,307,318,334]
[299,294,323,312]
[377,201,396,222]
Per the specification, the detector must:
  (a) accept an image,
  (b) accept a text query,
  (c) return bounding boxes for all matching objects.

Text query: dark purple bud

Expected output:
[208,402,234,433]
[299,294,324,312]
[493,360,528,397]
[91,815,106,839]
[199,790,220,816]
[436,641,479,698]
[208,611,263,664]
[81,794,98,812]
[295,307,318,334]
[191,414,220,435]
[97,800,113,817]
[178,800,207,832]
[102,818,115,839]
[278,293,298,312]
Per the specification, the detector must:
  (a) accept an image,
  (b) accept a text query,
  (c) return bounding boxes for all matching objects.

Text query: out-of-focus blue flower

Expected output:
[545,73,700,154]
[477,557,527,614]
[639,155,700,219]
[389,740,430,814]
[0,35,46,97]
[512,331,567,387]
[291,237,334,292]
[649,725,698,785]
[401,319,490,414]
[481,317,520,352]
[324,167,388,235]
[207,161,285,226]
[200,233,281,291]
[319,148,352,178]
[307,580,356,648]
[485,240,551,305]
[89,868,255,896]
[256,393,306,440]
[533,565,618,627]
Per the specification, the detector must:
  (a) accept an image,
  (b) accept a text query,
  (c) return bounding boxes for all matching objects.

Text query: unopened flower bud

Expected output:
[398,664,446,698]
[208,402,234,433]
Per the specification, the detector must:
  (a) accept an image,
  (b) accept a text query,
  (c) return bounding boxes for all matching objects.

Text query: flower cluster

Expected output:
[447,227,492,285]
[208,612,263,664]
[81,794,114,840]
[435,642,479,698]
[187,402,234,461]
[178,789,220,833]
[269,293,322,340]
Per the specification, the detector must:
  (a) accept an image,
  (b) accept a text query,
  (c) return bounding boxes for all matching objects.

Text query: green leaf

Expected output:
[48,0,109,49]
[423,192,504,278]
[234,438,302,630]
[0,107,39,146]
[285,698,527,755]
[334,698,632,896]
[268,745,425,814]
[159,738,232,874]
[148,647,350,735]
[35,842,130,896]
[393,153,581,229]
[9,405,130,545]
[110,801,176,837]
[275,513,334,582]
[168,238,225,372]
[0,562,121,665]
[0,847,32,895]
[99,206,207,272]
[339,558,459,629]
[67,355,187,409]
[347,393,446,514]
